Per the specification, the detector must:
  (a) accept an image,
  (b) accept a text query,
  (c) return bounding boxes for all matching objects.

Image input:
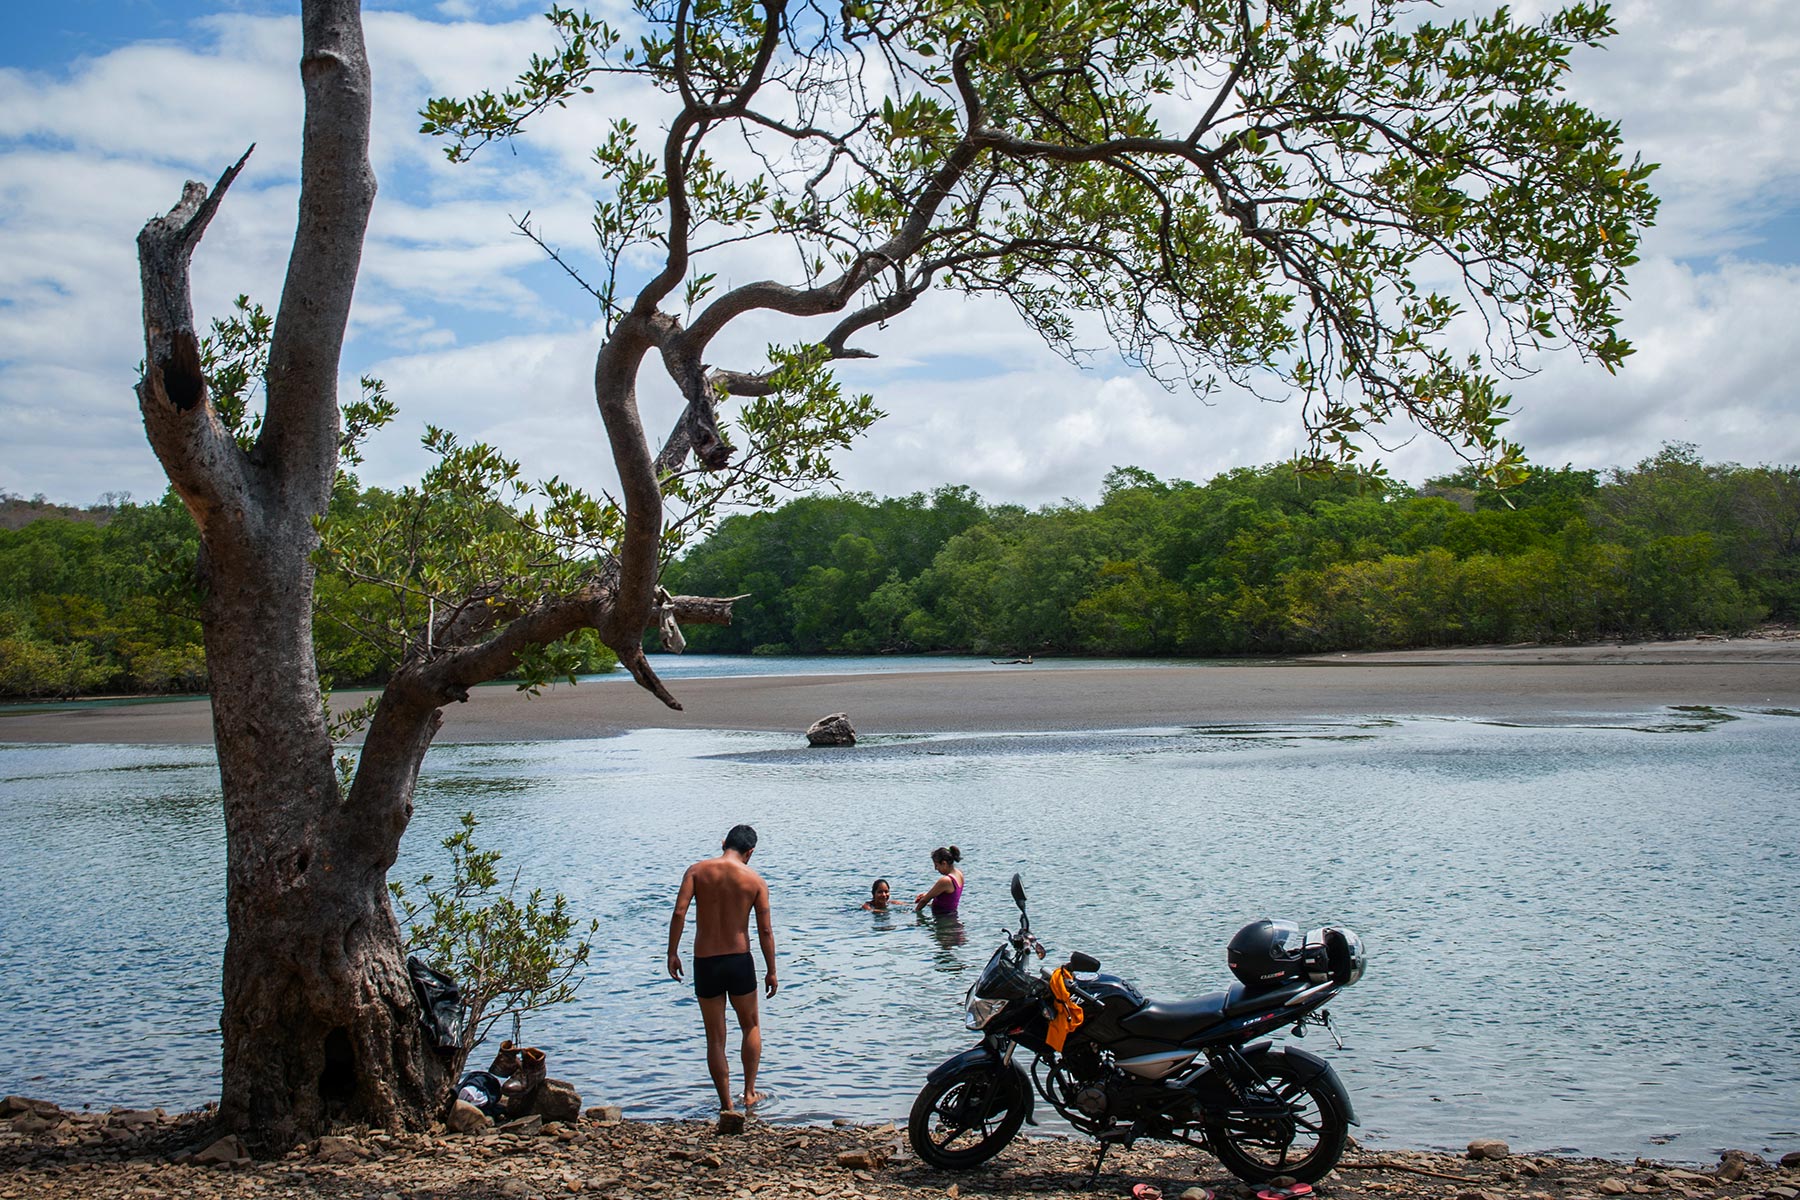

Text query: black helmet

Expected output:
[1227,918,1306,988]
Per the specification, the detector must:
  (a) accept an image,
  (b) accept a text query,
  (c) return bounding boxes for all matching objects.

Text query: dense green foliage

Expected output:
[0,481,620,699]
[665,445,1798,656]
[0,492,208,696]
[7,444,1791,695]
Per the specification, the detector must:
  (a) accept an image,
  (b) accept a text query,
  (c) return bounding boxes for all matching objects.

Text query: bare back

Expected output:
[682,855,769,957]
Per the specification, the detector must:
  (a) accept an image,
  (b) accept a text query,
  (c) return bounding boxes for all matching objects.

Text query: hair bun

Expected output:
[949,845,962,862]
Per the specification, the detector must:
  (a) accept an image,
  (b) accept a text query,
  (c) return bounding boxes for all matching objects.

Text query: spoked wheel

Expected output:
[908,1064,1029,1169]
[1205,1054,1349,1184]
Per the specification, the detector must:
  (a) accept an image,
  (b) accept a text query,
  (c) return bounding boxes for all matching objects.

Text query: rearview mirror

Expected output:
[1010,873,1027,909]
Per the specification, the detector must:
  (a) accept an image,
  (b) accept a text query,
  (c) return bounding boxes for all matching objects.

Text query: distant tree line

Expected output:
[0,485,617,698]
[4,443,1795,697]
[663,444,1799,657]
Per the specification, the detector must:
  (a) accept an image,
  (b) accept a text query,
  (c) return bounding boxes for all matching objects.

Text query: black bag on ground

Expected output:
[406,955,461,1053]
[456,1069,506,1117]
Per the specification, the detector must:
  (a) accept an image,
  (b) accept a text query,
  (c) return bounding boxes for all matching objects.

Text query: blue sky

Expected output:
[3,0,1799,508]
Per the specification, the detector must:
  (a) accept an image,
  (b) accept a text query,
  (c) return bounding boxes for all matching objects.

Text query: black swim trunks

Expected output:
[693,952,757,999]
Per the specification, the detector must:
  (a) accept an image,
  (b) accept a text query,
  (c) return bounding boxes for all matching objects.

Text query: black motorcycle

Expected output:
[908,875,1366,1184]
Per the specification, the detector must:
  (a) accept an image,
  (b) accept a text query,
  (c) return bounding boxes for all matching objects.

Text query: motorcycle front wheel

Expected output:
[1204,1054,1349,1184]
[907,1063,1028,1169]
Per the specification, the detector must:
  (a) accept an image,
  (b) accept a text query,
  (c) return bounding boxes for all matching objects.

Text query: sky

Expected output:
[2,0,1798,511]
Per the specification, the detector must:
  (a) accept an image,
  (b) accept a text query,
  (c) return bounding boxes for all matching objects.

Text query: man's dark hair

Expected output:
[724,824,758,854]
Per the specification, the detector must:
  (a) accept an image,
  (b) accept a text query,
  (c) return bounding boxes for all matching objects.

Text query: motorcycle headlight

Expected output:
[964,989,1007,1030]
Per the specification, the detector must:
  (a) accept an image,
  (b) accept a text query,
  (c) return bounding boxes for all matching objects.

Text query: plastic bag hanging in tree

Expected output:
[406,955,461,1052]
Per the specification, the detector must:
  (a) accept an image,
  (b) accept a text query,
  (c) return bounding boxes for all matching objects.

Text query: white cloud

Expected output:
[2,1,1799,510]
[1499,0,1800,260]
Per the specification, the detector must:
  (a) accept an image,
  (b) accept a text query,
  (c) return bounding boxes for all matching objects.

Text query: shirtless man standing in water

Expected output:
[667,824,778,1113]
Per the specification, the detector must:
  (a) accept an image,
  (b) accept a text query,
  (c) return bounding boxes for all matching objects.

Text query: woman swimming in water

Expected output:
[862,878,893,911]
[914,846,964,916]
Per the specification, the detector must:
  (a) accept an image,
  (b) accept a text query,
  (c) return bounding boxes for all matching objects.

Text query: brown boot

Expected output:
[487,1039,521,1080]
[501,1046,546,1115]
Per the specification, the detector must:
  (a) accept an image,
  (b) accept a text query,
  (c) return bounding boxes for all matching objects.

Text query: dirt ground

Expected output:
[4,1100,1798,1200]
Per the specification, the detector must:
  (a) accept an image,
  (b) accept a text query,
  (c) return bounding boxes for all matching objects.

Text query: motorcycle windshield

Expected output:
[975,946,1031,999]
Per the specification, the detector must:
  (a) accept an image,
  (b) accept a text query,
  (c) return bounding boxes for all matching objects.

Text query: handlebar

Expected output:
[1010,929,1047,958]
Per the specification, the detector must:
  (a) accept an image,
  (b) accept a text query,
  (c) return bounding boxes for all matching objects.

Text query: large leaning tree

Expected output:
[137,0,1653,1148]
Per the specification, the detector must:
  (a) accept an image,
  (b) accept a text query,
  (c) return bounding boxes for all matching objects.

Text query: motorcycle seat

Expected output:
[1223,980,1310,1017]
[1118,990,1231,1040]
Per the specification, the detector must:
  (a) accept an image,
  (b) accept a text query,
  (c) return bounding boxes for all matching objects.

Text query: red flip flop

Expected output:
[1132,1186,1163,1200]
[1257,1186,1314,1200]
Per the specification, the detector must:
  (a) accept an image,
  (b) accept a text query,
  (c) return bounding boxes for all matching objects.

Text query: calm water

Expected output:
[1,707,1797,1162]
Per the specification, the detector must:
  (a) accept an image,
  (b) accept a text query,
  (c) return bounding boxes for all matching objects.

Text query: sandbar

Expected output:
[2,637,1796,745]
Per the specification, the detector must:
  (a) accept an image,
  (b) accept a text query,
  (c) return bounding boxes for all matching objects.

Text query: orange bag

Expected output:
[1045,966,1086,1052]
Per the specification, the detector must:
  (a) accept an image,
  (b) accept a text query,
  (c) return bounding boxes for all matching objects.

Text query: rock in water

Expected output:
[806,713,856,747]
[716,1110,746,1135]
[1468,1139,1512,1161]
[531,1079,582,1124]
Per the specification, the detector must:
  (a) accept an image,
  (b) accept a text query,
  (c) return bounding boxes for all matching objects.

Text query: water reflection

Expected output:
[923,914,968,971]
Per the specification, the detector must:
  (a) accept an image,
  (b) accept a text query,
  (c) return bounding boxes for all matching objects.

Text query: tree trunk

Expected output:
[134,0,450,1152]
[203,525,446,1150]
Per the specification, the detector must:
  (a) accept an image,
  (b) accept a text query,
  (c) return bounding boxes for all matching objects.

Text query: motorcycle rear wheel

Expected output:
[908,1064,1028,1170]
[1204,1054,1348,1184]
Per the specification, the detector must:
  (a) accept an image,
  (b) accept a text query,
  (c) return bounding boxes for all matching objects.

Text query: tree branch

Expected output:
[136,146,257,534]
[262,0,377,518]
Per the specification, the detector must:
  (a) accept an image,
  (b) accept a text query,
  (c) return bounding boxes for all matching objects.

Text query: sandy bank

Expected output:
[1,638,1796,746]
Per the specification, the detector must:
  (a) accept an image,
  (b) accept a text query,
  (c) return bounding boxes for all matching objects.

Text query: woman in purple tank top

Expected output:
[915,846,964,915]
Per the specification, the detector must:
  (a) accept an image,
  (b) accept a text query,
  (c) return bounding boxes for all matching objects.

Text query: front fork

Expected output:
[925,1036,1037,1126]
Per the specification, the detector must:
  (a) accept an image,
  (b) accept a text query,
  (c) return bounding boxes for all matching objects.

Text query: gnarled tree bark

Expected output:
[135,0,449,1151]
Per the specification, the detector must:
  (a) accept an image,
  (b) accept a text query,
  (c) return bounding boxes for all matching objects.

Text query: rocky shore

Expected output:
[5,1096,1799,1200]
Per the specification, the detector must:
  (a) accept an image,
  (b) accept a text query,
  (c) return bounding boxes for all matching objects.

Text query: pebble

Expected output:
[1668,1170,1719,1187]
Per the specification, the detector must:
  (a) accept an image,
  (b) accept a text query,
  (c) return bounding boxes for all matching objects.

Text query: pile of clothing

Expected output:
[455,1040,547,1119]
